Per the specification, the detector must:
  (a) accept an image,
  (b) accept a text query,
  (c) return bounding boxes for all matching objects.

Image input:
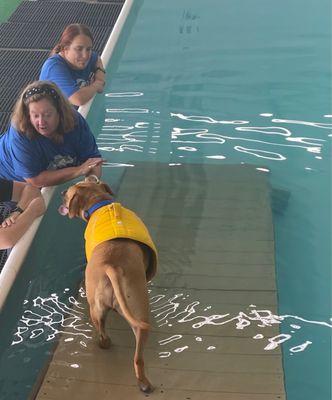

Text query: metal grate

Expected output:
[0,50,49,112]
[36,0,125,2]
[90,0,125,2]
[0,0,125,128]
[0,51,48,78]
[0,113,12,133]
[0,23,114,53]
[0,22,45,48]
[9,1,123,26]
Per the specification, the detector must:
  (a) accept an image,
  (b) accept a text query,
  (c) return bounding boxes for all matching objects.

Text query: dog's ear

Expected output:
[68,190,85,219]
[100,183,114,196]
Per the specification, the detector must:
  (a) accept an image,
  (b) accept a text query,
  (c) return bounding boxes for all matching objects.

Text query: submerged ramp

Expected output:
[35,163,285,400]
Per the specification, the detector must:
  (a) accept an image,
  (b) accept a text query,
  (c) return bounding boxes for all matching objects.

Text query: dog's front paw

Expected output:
[99,336,111,349]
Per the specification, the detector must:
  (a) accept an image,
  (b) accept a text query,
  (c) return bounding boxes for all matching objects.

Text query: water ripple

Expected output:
[12,289,92,346]
[171,112,249,125]
[150,289,332,358]
[97,108,327,164]
[105,92,143,98]
[271,118,332,129]
[106,108,149,114]
[11,286,332,362]
[234,145,286,161]
[236,126,292,136]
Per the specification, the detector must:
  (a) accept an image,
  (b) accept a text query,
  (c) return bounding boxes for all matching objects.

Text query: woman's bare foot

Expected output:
[1,197,45,228]
[1,211,21,227]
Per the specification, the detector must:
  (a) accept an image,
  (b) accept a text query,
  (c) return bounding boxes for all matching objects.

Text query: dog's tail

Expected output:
[105,267,150,330]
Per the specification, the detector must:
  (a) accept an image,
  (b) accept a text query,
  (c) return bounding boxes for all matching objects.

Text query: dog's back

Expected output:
[84,202,157,282]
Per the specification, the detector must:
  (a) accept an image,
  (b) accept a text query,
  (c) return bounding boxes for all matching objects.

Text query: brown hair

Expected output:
[51,24,94,55]
[11,80,76,139]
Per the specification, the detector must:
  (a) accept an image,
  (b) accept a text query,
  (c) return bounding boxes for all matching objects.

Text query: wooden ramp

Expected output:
[35,163,286,400]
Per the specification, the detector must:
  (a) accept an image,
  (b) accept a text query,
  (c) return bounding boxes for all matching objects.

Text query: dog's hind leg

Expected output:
[89,301,111,349]
[133,327,154,393]
[85,264,111,349]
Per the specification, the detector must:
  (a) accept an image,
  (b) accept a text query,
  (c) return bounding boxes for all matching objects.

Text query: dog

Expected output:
[58,175,157,393]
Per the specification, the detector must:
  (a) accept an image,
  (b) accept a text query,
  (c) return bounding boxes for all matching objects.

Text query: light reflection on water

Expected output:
[97,95,330,164]
[12,288,92,346]
[12,286,332,361]
[105,92,143,98]
[147,287,332,359]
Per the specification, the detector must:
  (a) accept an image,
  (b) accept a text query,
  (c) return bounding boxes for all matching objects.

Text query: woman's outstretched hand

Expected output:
[77,158,104,177]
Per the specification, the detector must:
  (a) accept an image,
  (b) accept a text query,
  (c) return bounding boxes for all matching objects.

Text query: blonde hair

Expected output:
[11,81,75,139]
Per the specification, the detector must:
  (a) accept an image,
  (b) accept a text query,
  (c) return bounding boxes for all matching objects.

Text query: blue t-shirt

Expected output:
[39,52,98,98]
[0,112,101,181]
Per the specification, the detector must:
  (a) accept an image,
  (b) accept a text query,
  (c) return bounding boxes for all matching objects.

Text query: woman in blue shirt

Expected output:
[40,24,105,107]
[0,80,103,187]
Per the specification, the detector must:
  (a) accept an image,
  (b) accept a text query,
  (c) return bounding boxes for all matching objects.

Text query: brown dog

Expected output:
[59,176,157,393]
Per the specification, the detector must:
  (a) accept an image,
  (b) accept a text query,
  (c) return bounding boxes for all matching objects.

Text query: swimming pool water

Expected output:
[88,0,331,398]
[0,0,330,399]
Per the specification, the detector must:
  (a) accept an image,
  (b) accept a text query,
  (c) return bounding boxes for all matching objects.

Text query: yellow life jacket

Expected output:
[84,202,157,281]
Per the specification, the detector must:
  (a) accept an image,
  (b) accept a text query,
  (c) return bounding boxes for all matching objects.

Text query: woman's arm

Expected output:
[69,57,105,106]
[25,157,103,188]
[68,81,104,107]
[93,57,106,87]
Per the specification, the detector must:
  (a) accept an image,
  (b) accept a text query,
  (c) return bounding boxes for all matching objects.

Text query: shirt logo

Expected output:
[47,155,76,170]
[76,75,93,89]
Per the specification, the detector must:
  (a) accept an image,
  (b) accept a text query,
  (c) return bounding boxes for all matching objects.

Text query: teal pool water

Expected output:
[0,0,330,399]
[88,0,331,398]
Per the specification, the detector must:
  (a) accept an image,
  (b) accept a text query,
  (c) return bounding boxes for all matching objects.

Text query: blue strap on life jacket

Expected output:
[84,199,114,220]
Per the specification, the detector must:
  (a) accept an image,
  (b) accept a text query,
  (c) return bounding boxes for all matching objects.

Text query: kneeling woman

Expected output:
[39,24,105,107]
[0,179,45,270]
[0,80,103,187]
